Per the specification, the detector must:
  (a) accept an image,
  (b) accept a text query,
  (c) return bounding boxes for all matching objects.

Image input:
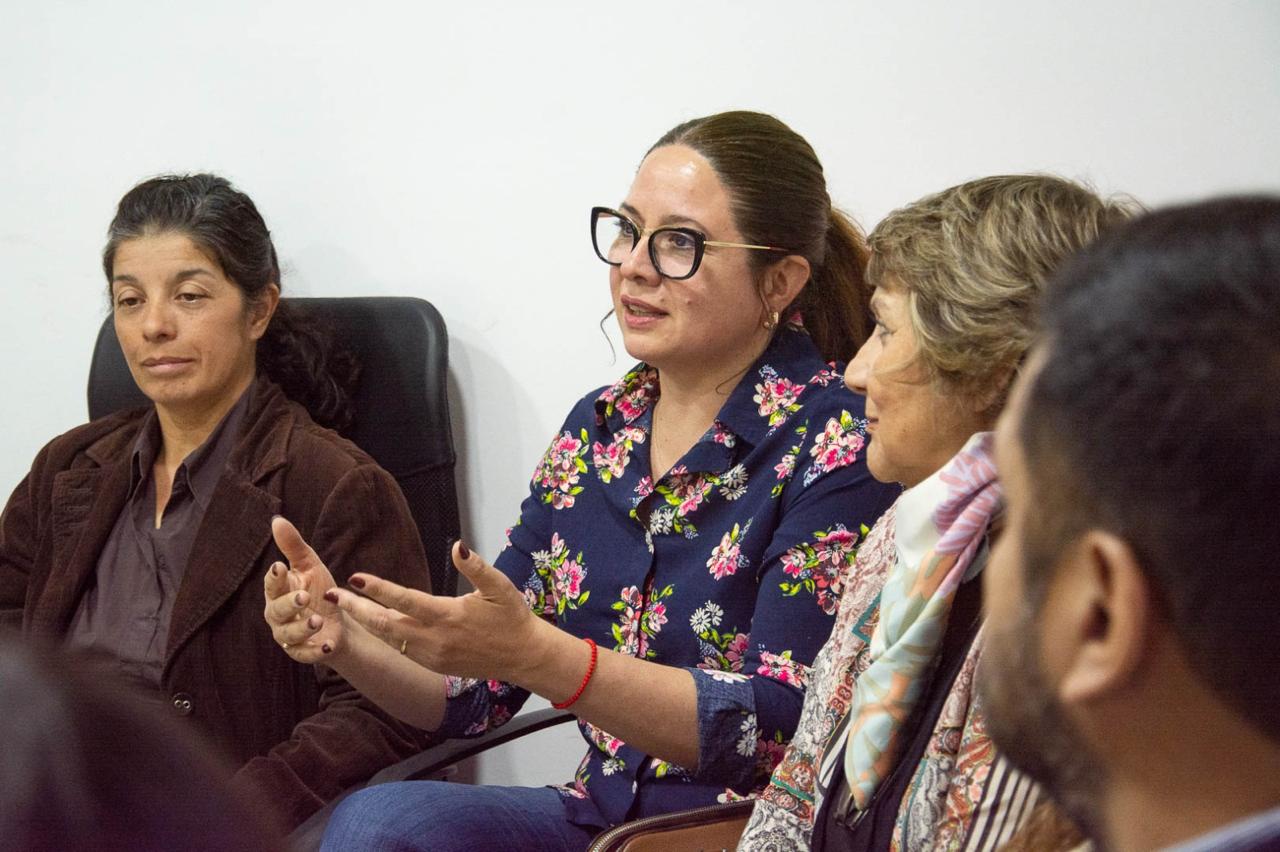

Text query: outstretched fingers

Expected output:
[346,574,447,624]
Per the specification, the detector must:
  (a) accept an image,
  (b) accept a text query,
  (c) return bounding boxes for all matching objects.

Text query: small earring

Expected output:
[762,310,780,331]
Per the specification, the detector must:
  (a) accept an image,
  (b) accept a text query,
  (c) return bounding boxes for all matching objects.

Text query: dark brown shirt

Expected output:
[66,389,251,693]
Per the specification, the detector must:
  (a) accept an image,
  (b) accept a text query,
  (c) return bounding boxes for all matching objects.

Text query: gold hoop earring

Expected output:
[762,310,780,331]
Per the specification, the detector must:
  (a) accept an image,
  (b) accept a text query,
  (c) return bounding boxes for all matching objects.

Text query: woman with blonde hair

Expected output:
[740,175,1133,851]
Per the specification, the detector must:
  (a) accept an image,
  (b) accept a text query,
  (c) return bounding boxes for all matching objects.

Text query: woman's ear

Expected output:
[760,255,812,318]
[971,364,1017,418]
[249,284,281,341]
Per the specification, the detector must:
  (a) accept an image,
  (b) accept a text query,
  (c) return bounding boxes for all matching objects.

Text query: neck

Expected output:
[1095,658,1280,850]
[647,337,768,477]
[154,375,252,469]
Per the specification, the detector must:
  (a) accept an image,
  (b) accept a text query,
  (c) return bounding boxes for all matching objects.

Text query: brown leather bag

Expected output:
[587,800,755,852]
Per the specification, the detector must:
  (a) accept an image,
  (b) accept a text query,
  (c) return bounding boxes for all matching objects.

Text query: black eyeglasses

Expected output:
[591,206,789,280]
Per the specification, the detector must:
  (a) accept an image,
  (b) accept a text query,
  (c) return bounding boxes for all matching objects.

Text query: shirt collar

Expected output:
[715,325,833,448]
[127,385,253,510]
[593,325,834,457]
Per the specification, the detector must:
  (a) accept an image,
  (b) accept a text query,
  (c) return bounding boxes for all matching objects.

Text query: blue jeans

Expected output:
[319,782,599,852]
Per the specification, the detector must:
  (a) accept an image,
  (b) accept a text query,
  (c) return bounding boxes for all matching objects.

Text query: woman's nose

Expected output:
[141,301,176,341]
[618,233,661,284]
[845,334,877,395]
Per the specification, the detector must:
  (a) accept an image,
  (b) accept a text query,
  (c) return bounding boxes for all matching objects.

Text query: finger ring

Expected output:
[399,639,408,655]
[281,642,291,650]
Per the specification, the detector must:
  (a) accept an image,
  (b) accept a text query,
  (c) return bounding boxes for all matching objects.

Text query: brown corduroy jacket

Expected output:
[0,378,434,828]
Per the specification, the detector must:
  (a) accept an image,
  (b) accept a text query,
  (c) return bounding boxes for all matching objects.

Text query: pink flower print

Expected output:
[587,722,626,757]
[723,632,749,672]
[809,364,840,387]
[593,439,627,481]
[647,601,668,631]
[672,475,712,516]
[814,526,859,566]
[522,586,543,614]
[611,581,673,659]
[534,430,589,509]
[778,524,867,614]
[780,545,807,578]
[753,365,805,426]
[597,367,658,423]
[706,522,750,580]
[634,476,653,499]
[553,558,585,600]
[617,383,653,421]
[774,454,796,481]
[757,649,808,688]
[710,421,737,447]
[804,411,866,485]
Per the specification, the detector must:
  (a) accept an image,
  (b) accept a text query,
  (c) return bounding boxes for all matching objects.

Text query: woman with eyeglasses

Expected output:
[265,110,899,851]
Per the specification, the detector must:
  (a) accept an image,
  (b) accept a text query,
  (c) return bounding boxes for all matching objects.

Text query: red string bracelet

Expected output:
[552,638,598,710]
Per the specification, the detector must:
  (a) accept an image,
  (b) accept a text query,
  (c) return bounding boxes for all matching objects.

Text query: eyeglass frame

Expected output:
[590,206,791,281]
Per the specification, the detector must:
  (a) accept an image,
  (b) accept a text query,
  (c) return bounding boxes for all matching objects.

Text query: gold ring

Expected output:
[281,642,291,650]
[399,639,408,655]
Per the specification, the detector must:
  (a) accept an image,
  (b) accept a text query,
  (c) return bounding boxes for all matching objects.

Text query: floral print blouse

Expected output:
[438,327,899,830]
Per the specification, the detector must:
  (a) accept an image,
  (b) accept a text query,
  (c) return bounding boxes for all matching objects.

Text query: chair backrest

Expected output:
[88,296,461,596]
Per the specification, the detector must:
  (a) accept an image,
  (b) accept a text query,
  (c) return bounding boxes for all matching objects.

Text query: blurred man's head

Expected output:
[980,197,1280,849]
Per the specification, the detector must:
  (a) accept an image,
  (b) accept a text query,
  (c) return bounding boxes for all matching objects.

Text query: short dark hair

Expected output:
[651,111,872,361]
[103,174,359,430]
[1020,196,1280,740]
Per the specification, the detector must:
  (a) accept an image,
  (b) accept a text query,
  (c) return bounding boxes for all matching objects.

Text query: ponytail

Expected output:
[787,208,873,363]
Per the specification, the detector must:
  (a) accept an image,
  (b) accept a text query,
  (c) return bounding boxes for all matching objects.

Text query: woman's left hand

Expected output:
[329,542,541,682]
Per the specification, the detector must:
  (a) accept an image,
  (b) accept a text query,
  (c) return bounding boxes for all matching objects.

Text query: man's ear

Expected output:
[249,284,281,341]
[1050,530,1155,707]
[759,255,811,319]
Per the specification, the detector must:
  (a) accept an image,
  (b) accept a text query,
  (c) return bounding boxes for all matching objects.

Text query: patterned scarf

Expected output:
[818,431,1002,810]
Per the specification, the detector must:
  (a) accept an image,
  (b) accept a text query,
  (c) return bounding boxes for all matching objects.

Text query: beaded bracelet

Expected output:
[552,638,598,710]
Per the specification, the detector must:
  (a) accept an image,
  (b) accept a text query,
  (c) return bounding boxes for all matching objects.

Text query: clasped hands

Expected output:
[262,516,541,682]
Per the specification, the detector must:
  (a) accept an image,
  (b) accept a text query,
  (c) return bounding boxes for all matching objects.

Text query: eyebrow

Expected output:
[111,268,216,287]
[618,203,710,234]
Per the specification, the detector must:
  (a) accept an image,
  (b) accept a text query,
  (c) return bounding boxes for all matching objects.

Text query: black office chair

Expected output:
[88,296,461,597]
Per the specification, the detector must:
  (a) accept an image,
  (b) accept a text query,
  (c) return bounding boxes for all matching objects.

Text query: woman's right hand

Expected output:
[262,516,348,663]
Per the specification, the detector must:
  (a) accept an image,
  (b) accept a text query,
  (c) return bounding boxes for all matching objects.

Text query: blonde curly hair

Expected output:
[867,174,1137,412]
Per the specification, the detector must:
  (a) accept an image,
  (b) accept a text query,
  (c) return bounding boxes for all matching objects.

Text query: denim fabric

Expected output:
[319,782,597,852]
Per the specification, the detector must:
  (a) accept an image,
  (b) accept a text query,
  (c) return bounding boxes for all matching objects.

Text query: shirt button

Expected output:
[171,692,194,716]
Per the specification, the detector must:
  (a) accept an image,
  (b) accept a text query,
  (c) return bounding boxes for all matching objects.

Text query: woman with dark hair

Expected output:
[0,174,433,828]
[265,111,901,851]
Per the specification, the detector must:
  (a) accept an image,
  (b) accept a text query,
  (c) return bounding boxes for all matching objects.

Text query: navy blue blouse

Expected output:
[440,327,899,828]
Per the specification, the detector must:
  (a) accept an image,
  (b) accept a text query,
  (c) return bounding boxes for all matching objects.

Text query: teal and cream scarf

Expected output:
[818,431,1002,810]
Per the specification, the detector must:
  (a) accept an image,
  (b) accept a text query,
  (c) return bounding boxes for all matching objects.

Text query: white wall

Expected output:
[2,0,1278,787]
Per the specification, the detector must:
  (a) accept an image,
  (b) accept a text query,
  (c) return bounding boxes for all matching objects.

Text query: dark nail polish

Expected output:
[349,576,366,590]
[322,643,332,654]
[323,589,339,604]
[458,541,471,560]
[270,563,281,577]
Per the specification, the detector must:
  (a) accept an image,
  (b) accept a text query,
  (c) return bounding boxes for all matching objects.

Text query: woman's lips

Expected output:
[621,297,667,329]
[141,357,194,375]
